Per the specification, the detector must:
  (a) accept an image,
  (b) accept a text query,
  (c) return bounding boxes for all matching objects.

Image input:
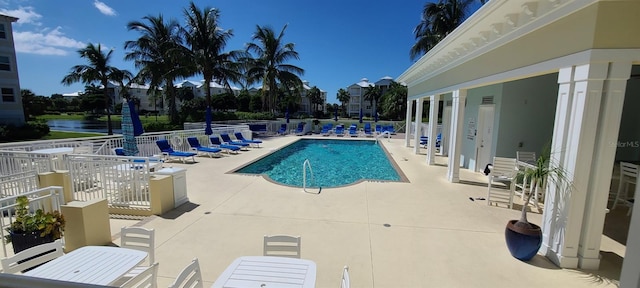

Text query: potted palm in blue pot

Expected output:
[505,150,568,261]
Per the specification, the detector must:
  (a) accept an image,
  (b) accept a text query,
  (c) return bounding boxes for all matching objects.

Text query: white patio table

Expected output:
[23,246,147,286]
[29,147,74,170]
[211,256,317,288]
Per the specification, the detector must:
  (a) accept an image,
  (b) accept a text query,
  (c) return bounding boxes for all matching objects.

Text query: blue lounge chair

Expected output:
[155,139,197,163]
[348,124,358,137]
[364,123,373,137]
[277,123,287,135]
[234,132,262,147]
[220,133,250,150]
[321,124,333,136]
[335,125,345,137]
[375,124,382,134]
[209,136,241,154]
[187,137,222,158]
[114,148,164,168]
[420,133,442,149]
[385,125,396,134]
[295,122,305,136]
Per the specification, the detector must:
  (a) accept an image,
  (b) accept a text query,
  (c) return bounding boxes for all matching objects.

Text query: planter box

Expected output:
[10,230,54,253]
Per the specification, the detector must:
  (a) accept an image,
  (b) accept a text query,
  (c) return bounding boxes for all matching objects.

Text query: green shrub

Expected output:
[234,112,275,120]
[143,122,181,132]
[0,121,50,142]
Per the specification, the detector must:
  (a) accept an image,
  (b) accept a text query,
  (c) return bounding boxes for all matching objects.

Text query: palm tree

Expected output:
[245,24,304,112]
[336,88,350,117]
[124,14,187,124]
[381,81,407,120]
[363,86,382,118]
[111,69,134,101]
[410,0,487,61]
[62,43,127,135]
[308,86,322,117]
[182,2,243,108]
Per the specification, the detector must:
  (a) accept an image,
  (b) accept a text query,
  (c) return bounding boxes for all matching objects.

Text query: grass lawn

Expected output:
[36,114,85,120]
[36,114,169,124]
[43,131,106,140]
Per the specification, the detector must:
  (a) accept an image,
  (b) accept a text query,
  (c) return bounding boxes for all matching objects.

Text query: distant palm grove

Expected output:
[20,0,482,136]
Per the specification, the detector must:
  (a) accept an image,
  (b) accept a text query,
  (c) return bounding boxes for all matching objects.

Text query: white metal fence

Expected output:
[0,171,39,198]
[0,151,56,175]
[67,154,158,209]
[0,186,64,257]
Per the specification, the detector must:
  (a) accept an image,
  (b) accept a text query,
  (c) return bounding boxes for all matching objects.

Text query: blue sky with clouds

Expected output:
[2,0,481,103]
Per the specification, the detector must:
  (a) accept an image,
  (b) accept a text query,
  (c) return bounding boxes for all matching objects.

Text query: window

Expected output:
[0,24,5,39]
[0,56,9,71]
[2,88,15,102]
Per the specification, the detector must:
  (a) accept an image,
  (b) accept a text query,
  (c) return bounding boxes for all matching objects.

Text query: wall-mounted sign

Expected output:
[467,120,476,141]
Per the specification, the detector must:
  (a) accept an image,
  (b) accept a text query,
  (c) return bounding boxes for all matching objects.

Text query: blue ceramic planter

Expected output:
[505,220,542,261]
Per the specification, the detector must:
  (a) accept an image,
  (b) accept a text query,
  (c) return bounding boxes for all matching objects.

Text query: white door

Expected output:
[475,105,495,172]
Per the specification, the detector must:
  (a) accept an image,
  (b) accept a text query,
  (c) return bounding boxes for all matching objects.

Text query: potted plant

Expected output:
[4,196,65,253]
[312,119,321,134]
[505,146,570,261]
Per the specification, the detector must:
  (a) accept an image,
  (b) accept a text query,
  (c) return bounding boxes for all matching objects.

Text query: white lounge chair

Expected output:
[263,235,301,258]
[168,258,203,288]
[120,262,158,288]
[613,161,638,216]
[487,157,518,209]
[341,265,351,288]
[0,240,64,273]
[118,227,155,283]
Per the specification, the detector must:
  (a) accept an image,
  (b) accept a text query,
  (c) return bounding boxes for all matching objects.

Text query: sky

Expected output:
[1,0,481,104]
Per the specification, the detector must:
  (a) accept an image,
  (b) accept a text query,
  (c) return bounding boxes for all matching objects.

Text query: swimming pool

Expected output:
[235,139,402,188]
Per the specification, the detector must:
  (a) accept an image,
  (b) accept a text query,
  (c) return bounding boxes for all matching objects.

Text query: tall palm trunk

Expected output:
[165,78,179,124]
[102,79,113,135]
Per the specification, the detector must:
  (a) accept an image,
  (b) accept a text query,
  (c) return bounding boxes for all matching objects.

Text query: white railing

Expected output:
[0,151,56,175]
[93,126,251,156]
[0,171,39,198]
[0,138,103,153]
[302,159,321,194]
[0,186,64,257]
[66,154,157,209]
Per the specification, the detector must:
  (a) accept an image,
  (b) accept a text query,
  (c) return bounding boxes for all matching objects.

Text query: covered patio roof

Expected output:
[398,0,640,98]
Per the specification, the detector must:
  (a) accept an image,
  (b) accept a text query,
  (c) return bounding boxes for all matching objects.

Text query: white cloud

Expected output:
[0,6,42,25]
[13,27,86,56]
[93,1,117,16]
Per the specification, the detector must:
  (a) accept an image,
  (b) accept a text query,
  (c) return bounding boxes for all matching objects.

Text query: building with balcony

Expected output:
[0,14,24,125]
[345,76,395,118]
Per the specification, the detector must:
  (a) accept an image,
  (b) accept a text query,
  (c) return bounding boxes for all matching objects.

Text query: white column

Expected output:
[426,94,441,165]
[413,98,424,154]
[620,186,640,287]
[578,62,631,269]
[446,90,466,183]
[540,64,606,268]
[405,100,414,147]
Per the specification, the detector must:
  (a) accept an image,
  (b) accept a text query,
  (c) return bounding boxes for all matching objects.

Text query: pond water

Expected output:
[47,119,122,134]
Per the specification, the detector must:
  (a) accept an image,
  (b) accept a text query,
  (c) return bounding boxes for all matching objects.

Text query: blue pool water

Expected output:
[236,139,401,188]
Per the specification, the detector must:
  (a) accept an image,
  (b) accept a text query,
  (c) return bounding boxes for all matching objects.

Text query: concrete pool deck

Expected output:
[111,133,624,287]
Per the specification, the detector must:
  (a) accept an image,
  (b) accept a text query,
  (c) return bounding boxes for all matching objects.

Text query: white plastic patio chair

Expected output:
[119,262,158,288]
[120,227,155,280]
[0,239,64,273]
[613,161,638,216]
[263,235,301,258]
[341,265,351,288]
[487,157,518,209]
[515,151,536,200]
[168,258,203,288]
